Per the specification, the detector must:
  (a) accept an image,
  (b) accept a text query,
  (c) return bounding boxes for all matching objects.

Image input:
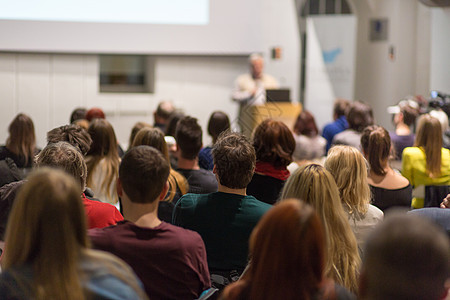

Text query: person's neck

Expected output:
[218,183,247,196]
[395,123,411,136]
[177,157,200,170]
[368,164,391,184]
[122,198,161,228]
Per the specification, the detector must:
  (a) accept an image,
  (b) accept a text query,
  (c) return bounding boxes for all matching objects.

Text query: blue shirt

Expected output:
[322,116,349,153]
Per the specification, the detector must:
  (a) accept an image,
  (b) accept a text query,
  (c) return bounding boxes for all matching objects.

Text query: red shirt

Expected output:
[82,194,123,229]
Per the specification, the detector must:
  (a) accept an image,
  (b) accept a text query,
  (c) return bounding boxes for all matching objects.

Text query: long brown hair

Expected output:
[280,164,360,293]
[360,125,390,176]
[86,119,120,204]
[293,110,319,137]
[414,114,443,177]
[6,113,36,165]
[131,127,188,201]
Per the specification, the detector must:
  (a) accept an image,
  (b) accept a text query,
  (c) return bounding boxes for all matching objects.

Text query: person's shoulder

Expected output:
[368,204,384,219]
[244,195,272,210]
[159,222,206,248]
[402,146,423,156]
[88,221,127,240]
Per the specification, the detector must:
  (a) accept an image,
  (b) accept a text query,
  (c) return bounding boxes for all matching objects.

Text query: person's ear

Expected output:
[116,178,123,197]
[158,181,169,202]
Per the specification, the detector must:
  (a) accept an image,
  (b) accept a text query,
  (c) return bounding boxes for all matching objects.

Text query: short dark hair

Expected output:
[212,132,255,189]
[333,99,350,118]
[70,107,87,124]
[346,101,374,132]
[47,124,92,156]
[119,146,170,203]
[253,119,295,167]
[207,111,230,143]
[401,104,419,127]
[175,116,202,160]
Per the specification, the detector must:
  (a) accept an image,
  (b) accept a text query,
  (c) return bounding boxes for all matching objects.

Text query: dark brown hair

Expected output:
[361,125,390,176]
[346,101,374,132]
[175,116,202,160]
[293,110,319,137]
[334,99,350,118]
[6,113,37,166]
[401,104,419,127]
[165,112,185,137]
[128,121,151,150]
[253,119,295,167]
[70,107,87,124]
[212,132,255,189]
[47,124,92,156]
[119,146,170,203]
[207,111,230,144]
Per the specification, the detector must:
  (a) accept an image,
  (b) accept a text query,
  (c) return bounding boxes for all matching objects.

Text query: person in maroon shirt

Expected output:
[89,146,210,300]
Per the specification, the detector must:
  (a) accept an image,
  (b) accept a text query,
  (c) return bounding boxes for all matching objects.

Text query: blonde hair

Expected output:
[325,145,371,217]
[415,114,443,177]
[280,164,360,293]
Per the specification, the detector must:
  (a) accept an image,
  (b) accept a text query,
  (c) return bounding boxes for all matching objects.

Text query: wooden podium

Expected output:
[239,102,303,138]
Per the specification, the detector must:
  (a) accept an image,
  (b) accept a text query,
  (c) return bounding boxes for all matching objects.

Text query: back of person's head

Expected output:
[175,116,202,160]
[87,119,118,158]
[415,114,443,176]
[6,113,36,163]
[293,110,319,137]
[429,109,449,133]
[360,125,390,176]
[280,164,360,292]
[360,214,450,300]
[253,119,295,168]
[347,101,374,132]
[128,121,152,149]
[399,100,419,126]
[85,107,105,122]
[119,146,170,204]
[131,127,169,161]
[325,145,371,217]
[155,101,175,121]
[207,111,231,143]
[165,111,185,137]
[3,168,88,300]
[35,142,87,191]
[242,199,326,300]
[212,132,255,189]
[47,124,92,156]
[70,107,87,124]
[334,99,351,119]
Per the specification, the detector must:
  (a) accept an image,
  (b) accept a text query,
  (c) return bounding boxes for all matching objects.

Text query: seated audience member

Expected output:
[131,127,188,223]
[199,111,230,171]
[47,124,92,156]
[70,107,87,124]
[322,99,350,152]
[246,119,295,204]
[154,100,175,132]
[325,146,383,252]
[165,111,185,169]
[221,200,356,300]
[0,168,147,300]
[292,110,326,161]
[387,99,419,159]
[281,164,360,293]
[174,132,271,280]
[359,214,450,300]
[332,101,374,150]
[430,109,450,149]
[402,114,450,208]
[361,125,412,211]
[89,146,210,300]
[175,116,218,194]
[127,121,151,151]
[86,119,121,206]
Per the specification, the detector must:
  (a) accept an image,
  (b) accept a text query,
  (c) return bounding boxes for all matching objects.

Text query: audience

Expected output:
[322,99,350,152]
[127,121,152,151]
[325,145,384,252]
[402,114,450,208]
[359,214,450,300]
[131,127,189,223]
[246,119,295,204]
[199,111,230,171]
[361,125,412,211]
[332,101,374,150]
[0,168,147,299]
[89,146,210,299]
[221,200,356,300]
[280,164,360,293]
[174,132,271,285]
[292,110,326,161]
[154,100,175,132]
[175,116,218,194]
[86,119,121,206]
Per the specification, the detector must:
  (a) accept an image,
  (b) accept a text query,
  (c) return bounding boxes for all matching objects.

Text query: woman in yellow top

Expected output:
[402,114,450,208]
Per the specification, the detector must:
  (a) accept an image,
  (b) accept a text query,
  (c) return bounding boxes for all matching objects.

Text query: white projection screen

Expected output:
[0,0,262,54]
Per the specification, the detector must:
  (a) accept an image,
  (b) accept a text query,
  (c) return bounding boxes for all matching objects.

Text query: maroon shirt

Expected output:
[88,220,210,300]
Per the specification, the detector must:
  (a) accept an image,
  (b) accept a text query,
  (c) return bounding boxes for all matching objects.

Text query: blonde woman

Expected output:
[402,114,450,208]
[325,145,383,251]
[0,168,147,299]
[86,119,120,206]
[280,164,360,294]
[131,127,189,223]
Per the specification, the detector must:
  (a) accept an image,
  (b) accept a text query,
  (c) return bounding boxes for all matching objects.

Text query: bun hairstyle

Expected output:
[361,125,391,176]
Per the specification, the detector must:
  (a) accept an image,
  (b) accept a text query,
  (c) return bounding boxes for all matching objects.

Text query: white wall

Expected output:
[0,0,300,149]
[430,7,450,92]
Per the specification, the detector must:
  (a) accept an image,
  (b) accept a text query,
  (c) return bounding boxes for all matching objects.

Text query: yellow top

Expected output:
[401,147,450,208]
